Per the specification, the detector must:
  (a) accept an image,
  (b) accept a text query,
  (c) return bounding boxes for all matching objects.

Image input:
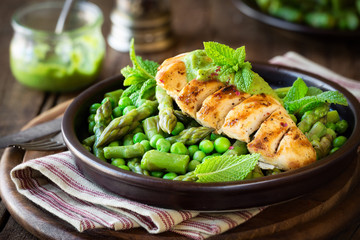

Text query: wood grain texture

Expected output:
[0,0,360,239]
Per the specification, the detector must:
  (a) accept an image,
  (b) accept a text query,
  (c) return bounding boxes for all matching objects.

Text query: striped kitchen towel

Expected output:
[269,51,360,101]
[10,151,264,240]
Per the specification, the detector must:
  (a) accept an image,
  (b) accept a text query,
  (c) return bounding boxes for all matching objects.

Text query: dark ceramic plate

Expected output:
[232,0,360,37]
[62,63,360,211]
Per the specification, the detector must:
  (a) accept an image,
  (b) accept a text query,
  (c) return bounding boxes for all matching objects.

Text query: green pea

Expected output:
[88,121,95,133]
[132,126,143,134]
[171,122,185,135]
[89,103,101,114]
[170,142,189,155]
[214,137,231,153]
[202,155,215,162]
[88,114,95,123]
[123,134,134,146]
[123,105,136,115]
[118,96,133,110]
[108,140,121,147]
[193,150,206,162]
[156,138,171,152]
[199,140,214,154]
[163,172,178,180]
[111,158,126,167]
[335,120,348,134]
[188,145,199,157]
[151,171,164,178]
[187,160,201,172]
[326,122,337,131]
[118,165,130,171]
[102,97,116,109]
[112,106,123,118]
[140,140,152,152]
[327,110,340,123]
[133,132,148,144]
[150,134,164,148]
[329,147,339,155]
[210,133,221,141]
[332,136,347,148]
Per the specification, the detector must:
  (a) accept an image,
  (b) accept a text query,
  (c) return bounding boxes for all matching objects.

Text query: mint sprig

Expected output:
[194,154,259,183]
[204,41,254,92]
[121,39,159,86]
[283,77,348,114]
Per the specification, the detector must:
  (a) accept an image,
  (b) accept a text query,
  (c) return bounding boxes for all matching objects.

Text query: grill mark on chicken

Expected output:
[248,108,295,161]
[176,79,225,118]
[221,94,281,142]
[196,85,251,131]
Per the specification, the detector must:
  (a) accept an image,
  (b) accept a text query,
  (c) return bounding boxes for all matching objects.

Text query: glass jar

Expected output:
[10,1,106,92]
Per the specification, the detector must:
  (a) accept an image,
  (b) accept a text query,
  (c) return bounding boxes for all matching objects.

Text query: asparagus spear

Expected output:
[166,127,213,145]
[103,142,145,159]
[140,150,190,174]
[142,115,164,140]
[223,140,248,156]
[127,158,150,176]
[82,135,95,148]
[96,100,158,147]
[306,121,327,142]
[311,128,336,159]
[156,86,177,134]
[297,103,330,133]
[173,171,198,182]
[93,99,113,161]
[104,89,123,106]
[174,110,193,125]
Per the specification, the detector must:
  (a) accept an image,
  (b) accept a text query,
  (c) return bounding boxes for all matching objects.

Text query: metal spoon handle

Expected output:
[55,0,75,34]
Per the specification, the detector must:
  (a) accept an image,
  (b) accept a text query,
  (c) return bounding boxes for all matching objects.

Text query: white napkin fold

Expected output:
[269,51,360,101]
[10,151,264,240]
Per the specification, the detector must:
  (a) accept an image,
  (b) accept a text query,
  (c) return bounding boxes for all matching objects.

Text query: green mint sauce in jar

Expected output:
[10,1,105,92]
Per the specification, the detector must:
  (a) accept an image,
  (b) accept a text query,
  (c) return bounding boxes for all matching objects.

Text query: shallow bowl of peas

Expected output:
[62,62,360,211]
[233,0,360,38]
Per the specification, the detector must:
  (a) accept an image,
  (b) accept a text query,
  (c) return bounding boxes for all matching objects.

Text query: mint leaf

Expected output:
[203,41,237,66]
[283,77,308,103]
[306,86,323,96]
[241,64,253,92]
[234,46,246,66]
[203,42,255,94]
[194,154,260,183]
[285,91,348,114]
[121,39,159,86]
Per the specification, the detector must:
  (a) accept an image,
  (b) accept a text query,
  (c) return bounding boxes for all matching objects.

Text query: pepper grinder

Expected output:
[107,0,174,52]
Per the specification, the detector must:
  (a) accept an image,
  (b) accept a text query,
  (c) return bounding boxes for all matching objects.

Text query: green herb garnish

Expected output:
[282,77,348,114]
[203,41,254,92]
[194,153,260,183]
[121,39,159,86]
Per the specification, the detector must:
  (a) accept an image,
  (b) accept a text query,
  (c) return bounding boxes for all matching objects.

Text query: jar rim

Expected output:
[11,1,104,38]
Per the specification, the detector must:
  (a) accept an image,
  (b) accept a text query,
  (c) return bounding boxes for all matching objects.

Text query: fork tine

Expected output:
[18,143,66,151]
[12,132,66,151]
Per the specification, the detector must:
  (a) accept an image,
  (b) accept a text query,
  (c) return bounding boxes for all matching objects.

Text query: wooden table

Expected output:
[0,0,359,239]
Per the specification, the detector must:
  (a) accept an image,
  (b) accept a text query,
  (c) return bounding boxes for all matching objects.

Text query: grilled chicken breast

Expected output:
[197,85,250,131]
[155,54,317,170]
[156,53,188,99]
[221,94,281,143]
[176,79,224,118]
